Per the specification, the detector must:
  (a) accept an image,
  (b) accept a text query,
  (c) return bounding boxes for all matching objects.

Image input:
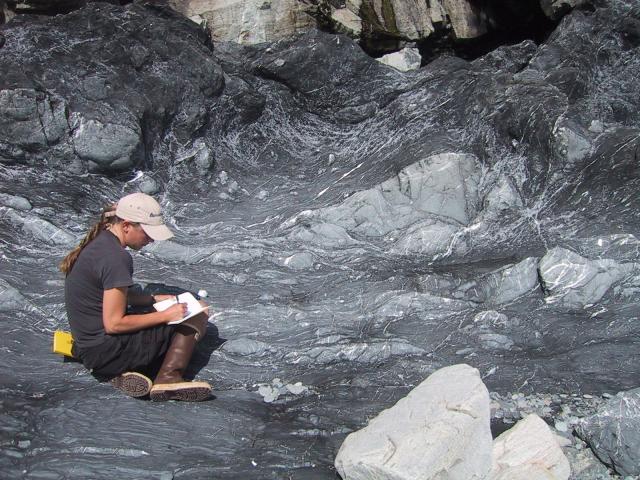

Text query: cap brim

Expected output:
[141,223,174,241]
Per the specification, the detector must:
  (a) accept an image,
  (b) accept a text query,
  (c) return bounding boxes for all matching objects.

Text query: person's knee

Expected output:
[180,312,208,341]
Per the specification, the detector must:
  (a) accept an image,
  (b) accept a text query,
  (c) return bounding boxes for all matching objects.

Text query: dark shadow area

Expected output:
[8,0,86,16]
[419,0,561,63]
[4,0,132,17]
[346,0,567,62]
[187,323,226,378]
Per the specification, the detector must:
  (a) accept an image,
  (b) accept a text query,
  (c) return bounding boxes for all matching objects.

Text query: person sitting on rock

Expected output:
[59,192,211,401]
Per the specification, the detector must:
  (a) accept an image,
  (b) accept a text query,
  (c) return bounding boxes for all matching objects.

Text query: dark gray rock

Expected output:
[0,278,25,310]
[0,2,224,171]
[0,207,75,246]
[0,89,67,151]
[472,40,538,74]
[246,29,410,122]
[566,444,617,480]
[575,388,640,476]
[1,1,640,478]
[540,0,590,21]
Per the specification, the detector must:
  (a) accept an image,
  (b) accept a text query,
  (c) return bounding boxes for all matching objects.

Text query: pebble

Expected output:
[489,390,607,440]
[138,177,158,195]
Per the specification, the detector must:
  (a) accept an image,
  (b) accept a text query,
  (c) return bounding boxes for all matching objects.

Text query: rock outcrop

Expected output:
[1,1,639,478]
[166,0,487,46]
[575,388,640,477]
[168,0,315,44]
[539,247,638,309]
[284,152,482,256]
[0,2,224,172]
[165,0,571,50]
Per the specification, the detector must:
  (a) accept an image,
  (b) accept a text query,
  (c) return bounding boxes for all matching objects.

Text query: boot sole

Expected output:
[150,381,211,402]
[110,372,152,398]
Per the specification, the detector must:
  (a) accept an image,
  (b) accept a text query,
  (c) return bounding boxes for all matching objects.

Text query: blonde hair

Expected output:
[59,204,118,275]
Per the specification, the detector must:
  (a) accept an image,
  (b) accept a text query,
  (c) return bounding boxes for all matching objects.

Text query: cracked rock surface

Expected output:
[1,1,639,478]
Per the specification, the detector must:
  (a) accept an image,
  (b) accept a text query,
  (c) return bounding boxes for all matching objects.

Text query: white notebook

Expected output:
[153,292,208,324]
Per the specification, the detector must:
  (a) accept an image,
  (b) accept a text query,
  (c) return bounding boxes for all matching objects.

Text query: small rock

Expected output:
[555,421,568,432]
[139,177,159,195]
[0,193,32,210]
[283,252,314,270]
[285,382,308,395]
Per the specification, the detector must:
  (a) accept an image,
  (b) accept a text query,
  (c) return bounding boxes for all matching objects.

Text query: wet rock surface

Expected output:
[1,1,640,478]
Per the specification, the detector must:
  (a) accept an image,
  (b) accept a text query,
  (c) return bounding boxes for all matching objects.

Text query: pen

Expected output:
[175,295,180,304]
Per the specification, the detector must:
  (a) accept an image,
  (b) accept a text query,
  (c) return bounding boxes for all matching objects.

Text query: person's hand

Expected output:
[162,302,187,323]
[153,294,177,303]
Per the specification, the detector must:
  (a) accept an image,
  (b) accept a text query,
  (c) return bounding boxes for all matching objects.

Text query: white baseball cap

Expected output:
[115,193,174,241]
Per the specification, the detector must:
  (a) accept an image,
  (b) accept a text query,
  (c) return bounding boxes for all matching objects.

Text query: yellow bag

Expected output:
[53,330,75,357]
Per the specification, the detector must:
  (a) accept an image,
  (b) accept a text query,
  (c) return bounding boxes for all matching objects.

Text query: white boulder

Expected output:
[377,47,422,72]
[335,364,492,480]
[491,414,571,480]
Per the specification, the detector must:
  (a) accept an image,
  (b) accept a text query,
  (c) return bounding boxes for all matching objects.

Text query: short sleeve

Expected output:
[97,249,134,290]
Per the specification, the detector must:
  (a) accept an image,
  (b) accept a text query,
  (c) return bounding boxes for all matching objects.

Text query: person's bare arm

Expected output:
[103,287,186,334]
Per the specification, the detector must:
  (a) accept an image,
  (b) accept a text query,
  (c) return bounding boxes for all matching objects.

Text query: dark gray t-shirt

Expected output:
[65,230,133,349]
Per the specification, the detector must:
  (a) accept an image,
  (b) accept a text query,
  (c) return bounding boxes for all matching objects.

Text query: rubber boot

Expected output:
[150,324,211,402]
